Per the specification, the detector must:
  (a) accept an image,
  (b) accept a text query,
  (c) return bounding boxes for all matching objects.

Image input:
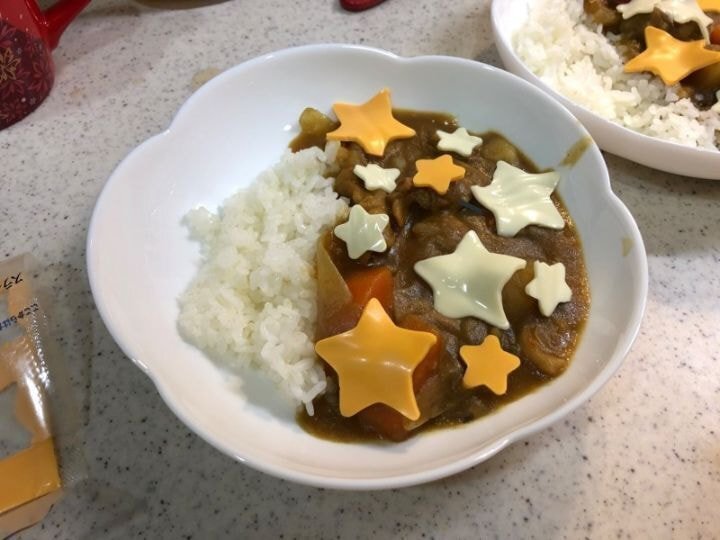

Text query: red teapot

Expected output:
[0,0,90,130]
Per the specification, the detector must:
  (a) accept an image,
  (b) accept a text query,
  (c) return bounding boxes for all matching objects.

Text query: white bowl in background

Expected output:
[491,0,720,180]
[87,44,647,489]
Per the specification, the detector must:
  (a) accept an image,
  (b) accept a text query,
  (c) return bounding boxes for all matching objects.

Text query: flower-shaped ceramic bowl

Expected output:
[87,44,648,489]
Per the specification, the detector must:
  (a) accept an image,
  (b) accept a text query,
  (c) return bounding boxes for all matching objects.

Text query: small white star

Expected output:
[414,231,526,329]
[471,161,564,237]
[436,128,483,157]
[525,261,572,317]
[334,205,390,260]
[353,163,400,193]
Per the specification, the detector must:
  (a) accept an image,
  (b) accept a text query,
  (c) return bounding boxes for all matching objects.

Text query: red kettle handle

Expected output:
[43,0,91,49]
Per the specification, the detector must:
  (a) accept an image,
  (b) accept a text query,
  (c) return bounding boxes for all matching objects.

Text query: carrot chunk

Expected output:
[356,404,410,442]
[355,315,443,441]
[345,266,394,312]
[712,24,720,46]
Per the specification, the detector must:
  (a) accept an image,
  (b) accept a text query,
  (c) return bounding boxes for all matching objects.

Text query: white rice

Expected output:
[178,142,349,414]
[514,0,720,150]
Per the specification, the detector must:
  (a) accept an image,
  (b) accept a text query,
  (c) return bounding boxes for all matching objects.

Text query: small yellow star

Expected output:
[460,335,521,395]
[314,299,437,420]
[326,89,416,156]
[624,26,720,85]
[412,154,466,195]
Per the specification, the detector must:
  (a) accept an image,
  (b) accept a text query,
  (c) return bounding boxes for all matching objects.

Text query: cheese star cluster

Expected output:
[318,89,576,420]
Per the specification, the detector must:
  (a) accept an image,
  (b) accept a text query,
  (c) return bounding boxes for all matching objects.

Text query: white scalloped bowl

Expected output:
[491,0,720,179]
[87,44,647,489]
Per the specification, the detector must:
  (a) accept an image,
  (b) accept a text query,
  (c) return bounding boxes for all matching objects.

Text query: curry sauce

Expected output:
[293,109,590,442]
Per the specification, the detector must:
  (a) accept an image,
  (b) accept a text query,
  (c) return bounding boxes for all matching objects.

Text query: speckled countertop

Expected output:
[3,0,719,537]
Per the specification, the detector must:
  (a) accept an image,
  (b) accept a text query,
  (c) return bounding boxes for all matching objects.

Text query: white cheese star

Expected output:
[334,205,390,260]
[353,163,400,193]
[525,261,572,317]
[436,128,483,157]
[414,231,526,329]
[471,161,564,237]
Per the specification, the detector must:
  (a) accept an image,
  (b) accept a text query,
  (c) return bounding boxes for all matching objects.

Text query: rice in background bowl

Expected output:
[512,0,720,151]
[492,0,720,178]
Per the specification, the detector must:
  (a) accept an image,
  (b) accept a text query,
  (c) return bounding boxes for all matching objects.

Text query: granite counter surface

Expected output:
[2,0,719,538]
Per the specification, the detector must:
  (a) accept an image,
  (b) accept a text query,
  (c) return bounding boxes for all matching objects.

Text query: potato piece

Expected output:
[583,0,621,27]
[519,324,571,376]
[298,107,336,135]
[481,136,522,167]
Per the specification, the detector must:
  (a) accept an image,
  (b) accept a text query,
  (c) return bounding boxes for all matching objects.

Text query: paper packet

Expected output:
[0,254,84,537]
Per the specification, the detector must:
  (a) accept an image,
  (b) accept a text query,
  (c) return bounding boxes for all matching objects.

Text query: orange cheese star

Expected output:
[326,89,416,156]
[412,154,466,195]
[460,335,520,395]
[314,298,437,420]
[698,0,720,13]
[624,26,720,85]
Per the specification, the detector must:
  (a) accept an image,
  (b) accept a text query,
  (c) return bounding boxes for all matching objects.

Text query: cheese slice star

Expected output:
[413,154,466,195]
[326,89,416,157]
[414,230,527,329]
[618,0,713,42]
[315,298,437,420]
[436,128,483,157]
[525,261,573,317]
[624,26,720,85]
[460,335,520,394]
[353,163,400,193]
[471,161,564,237]
[334,205,390,259]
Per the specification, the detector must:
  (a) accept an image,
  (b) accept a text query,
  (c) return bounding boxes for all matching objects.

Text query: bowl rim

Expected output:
[489,0,720,179]
[87,43,649,489]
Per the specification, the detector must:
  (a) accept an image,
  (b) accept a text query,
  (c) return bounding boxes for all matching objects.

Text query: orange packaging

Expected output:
[0,255,79,537]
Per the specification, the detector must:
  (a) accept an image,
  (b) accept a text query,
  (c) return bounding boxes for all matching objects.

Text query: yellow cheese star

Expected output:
[460,335,521,395]
[314,298,437,420]
[412,154,466,195]
[326,89,416,156]
[698,0,720,13]
[624,26,720,85]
